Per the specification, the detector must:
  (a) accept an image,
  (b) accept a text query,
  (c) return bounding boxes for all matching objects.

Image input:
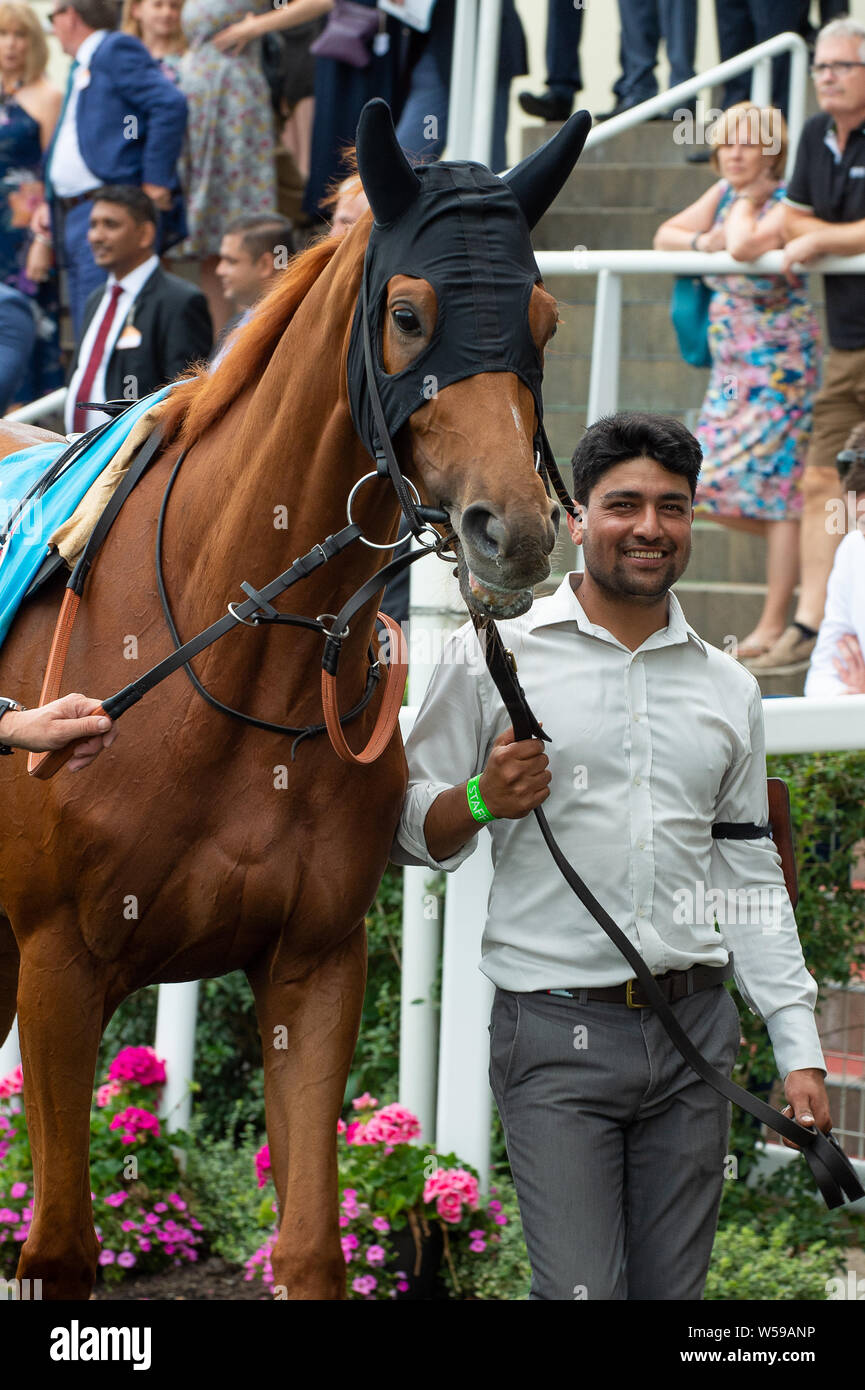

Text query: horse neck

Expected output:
[165,233,404,706]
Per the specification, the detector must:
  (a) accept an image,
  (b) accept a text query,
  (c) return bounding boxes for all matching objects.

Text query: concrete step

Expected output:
[535,207,670,251]
[690,522,768,585]
[672,581,773,650]
[523,118,702,166]
[548,161,716,210]
[543,352,709,409]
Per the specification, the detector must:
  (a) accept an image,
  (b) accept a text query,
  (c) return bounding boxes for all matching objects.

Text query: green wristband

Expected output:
[466,775,497,824]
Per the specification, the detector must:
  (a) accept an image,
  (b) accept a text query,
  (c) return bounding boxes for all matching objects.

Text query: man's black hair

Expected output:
[91,185,158,228]
[570,411,702,504]
[70,1,118,30]
[223,213,295,265]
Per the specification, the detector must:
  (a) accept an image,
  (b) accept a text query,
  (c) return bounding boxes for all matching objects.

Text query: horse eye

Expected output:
[392,306,422,334]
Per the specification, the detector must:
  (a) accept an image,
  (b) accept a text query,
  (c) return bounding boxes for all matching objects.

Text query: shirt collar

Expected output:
[75,29,107,66]
[823,115,865,162]
[108,255,159,301]
[526,571,708,656]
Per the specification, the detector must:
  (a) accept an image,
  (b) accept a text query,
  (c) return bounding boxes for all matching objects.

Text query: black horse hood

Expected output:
[348,100,591,460]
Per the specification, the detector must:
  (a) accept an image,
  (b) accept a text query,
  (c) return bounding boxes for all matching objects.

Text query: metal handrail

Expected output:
[6,386,66,425]
[580,31,809,179]
[536,250,865,276]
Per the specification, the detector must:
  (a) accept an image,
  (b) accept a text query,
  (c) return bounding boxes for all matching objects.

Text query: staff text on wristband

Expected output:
[466,775,497,824]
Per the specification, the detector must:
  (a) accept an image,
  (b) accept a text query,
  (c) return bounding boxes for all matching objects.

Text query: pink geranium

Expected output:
[107,1046,166,1088]
[0,1065,23,1098]
[255,1144,271,1188]
[351,1092,378,1111]
[96,1080,123,1108]
[108,1107,160,1146]
[422,1166,480,1224]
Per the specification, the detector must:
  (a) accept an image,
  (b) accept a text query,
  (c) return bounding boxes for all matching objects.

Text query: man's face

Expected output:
[566,456,694,601]
[87,202,154,275]
[216,234,271,307]
[812,34,865,121]
[50,6,78,58]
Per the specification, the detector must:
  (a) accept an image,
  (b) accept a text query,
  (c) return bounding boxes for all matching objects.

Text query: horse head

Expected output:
[351,99,591,619]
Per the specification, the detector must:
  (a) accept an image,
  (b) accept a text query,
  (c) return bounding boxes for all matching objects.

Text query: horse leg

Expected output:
[246,922,367,1300]
[0,916,18,1051]
[14,931,109,1299]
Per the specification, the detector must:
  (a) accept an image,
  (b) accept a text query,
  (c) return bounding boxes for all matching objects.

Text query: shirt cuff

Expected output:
[782,196,814,213]
[764,1003,826,1080]
[390,781,481,873]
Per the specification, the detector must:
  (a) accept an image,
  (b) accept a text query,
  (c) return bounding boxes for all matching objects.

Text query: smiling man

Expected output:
[65,186,212,434]
[392,411,829,1301]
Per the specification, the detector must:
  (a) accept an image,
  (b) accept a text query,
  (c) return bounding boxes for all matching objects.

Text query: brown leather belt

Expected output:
[538,959,734,1009]
[54,190,99,213]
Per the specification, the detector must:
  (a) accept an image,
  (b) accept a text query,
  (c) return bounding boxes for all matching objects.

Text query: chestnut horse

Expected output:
[0,104,589,1299]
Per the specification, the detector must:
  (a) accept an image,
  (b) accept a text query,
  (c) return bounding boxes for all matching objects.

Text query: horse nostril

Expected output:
[461,503,507,560]
[549,501,561,539]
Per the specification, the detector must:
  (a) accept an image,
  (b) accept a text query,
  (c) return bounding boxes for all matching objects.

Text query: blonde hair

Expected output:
[0,2,48,84]
[708,102,787,178]
[120,0,187,54]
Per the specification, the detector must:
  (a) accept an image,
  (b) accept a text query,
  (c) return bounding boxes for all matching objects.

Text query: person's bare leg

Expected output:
[753,518,799,644]
[281,97,315,180]
[794,465,845,631]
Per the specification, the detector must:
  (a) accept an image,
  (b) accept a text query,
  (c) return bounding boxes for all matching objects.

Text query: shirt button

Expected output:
[634,775,641,786]
[633,714,640,722]
[638,840,645,850]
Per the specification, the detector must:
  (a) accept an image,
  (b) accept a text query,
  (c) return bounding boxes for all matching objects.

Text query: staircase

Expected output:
[529,119,827,697]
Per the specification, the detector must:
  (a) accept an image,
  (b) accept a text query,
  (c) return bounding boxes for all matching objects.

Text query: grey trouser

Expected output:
[488,983,742,1300]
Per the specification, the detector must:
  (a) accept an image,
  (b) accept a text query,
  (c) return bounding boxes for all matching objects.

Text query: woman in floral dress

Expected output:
[176,1,278,333]
[654,104,821,660]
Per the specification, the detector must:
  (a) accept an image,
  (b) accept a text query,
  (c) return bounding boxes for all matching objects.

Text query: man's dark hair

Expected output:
[570,411,702,504]
[91,184,158,227]
[70,0,118,30]
[224,213,295,265]
[838,420,865,494]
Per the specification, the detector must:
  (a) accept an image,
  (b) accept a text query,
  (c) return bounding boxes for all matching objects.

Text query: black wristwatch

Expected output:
[0,697,25,754]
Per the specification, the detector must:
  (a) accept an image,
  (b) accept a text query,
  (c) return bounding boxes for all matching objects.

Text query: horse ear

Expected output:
[356,99,422,226]
[502,110,593,230]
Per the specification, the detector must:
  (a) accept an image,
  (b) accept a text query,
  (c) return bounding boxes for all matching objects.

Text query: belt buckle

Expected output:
[625,978,647,1009]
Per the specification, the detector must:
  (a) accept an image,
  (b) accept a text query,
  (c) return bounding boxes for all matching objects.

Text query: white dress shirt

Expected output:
[805,529,865,697]
[393,573,824,1080]
[65,254,160,434]
[48,30,107,198]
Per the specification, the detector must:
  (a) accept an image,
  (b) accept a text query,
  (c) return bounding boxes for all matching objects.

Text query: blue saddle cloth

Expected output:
[0,388,172,650]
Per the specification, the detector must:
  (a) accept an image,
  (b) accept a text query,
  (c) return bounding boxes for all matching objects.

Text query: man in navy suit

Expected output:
[34,0,187,336]
[0,285,36,414]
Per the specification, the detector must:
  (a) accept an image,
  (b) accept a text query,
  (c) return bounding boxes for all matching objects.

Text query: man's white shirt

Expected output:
[805,529,865,696]
[392,573,824,1080]
[48,30,107,199]
[65,254,160,434]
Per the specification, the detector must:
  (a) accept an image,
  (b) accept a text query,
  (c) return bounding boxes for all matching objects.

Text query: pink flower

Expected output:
[98,1250,115,1265]
[344,1121,363,1145]
[351,1092,378,1111]
[336,1119,346,1135]
[96,1080,123,1108]
[494,1214,508,1225]
[107,1046,166,1088]
[255,1144,271,1189]
[423,1166,479,1217]
[366,1244,386,1265]
[469,1240,486,1253]
[138,1239,151,1252]
[396,1279,410,1292]
[0,1065,23,1098]
[341,1233,359,1251]
[350,1103,421,1148]
[109,1107,160,1146]
[117,1251,136,1268]
[436,1191,463,1224]
[352,1274,377,1295]
[10,1183,27,1200]
[104,1192,127,1208]
[121,1220,138,1233]
[372,1216,390,1234]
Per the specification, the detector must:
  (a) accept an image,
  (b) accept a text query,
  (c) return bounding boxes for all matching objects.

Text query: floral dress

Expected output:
[176,0,276,258]
[695,181,821,521]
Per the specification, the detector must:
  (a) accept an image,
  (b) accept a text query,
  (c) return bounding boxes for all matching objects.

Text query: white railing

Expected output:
[7,387,66,425]
[576,32,809,181]
[535,250,865,428]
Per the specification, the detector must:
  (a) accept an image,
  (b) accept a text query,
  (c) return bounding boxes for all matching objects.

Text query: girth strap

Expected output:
[474,615,864,1210]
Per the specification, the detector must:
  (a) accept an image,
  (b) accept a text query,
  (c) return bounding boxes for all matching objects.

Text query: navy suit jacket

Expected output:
[0,284,36,414]
[49,32,187,191]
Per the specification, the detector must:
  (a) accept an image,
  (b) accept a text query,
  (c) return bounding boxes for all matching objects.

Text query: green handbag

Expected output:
[670,275,712,368]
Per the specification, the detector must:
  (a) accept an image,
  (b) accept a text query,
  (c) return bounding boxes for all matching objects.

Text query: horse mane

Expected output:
[160,232,348,450]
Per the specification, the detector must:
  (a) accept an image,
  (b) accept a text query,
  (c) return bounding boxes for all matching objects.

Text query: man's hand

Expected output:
[1,694,117,771]
[142,183,172,212]
[781,231,824,277]
[780,1067,832,1149]
[478,725,551,819]
[30,199,51,238]
[832,633,865,693]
